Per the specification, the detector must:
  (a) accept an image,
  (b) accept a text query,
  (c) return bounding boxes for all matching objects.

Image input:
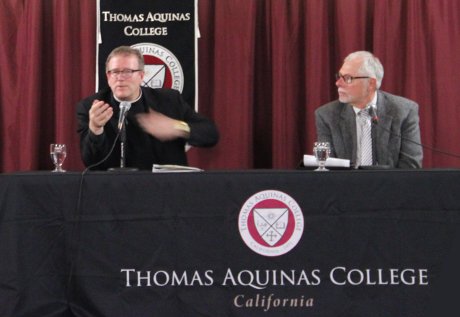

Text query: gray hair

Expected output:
[105,46,145,71]
[344,51,384,89]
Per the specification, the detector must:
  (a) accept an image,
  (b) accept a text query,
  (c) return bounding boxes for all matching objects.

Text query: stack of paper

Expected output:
[303,155,351,168]
[152,164,203,173]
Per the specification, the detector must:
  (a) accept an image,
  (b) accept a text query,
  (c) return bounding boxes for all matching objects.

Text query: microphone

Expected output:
[368,105,379,124]
[117,101,131,130]
[84,101,137,172]
[369,105,460,161]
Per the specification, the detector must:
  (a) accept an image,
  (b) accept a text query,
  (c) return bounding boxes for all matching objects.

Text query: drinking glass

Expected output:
[313,142,330,171]
[50,144,67,172]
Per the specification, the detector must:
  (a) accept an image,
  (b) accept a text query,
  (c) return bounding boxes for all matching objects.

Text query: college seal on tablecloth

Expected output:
[238,190,304,257]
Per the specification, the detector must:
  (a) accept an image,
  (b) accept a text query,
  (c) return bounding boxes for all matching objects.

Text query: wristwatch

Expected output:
[174,121,191,134]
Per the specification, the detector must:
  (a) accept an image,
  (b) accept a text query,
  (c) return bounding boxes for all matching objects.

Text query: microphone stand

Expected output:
[108,113,138,172]
[357,106,390,169]
[119,118,128,168]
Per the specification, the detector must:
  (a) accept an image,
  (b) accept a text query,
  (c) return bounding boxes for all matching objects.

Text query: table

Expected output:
[1,170,460,316]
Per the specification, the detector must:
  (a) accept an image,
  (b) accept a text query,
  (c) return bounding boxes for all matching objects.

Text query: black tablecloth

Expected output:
[1,170,460,316]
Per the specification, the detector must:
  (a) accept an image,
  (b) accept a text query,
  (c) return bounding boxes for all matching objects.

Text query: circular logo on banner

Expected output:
[238,190,304,257]
[131,42,184,92]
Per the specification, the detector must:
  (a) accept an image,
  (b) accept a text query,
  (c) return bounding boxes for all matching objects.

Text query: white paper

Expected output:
[303,155,350,168]
[152,164,203,173]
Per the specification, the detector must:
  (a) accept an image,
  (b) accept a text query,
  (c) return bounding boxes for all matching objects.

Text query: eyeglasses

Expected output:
[107,69,142,79]
[335,73,370,84]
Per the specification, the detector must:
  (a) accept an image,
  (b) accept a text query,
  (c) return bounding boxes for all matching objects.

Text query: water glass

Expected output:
[50,144,67,172]
[313,142,330,171]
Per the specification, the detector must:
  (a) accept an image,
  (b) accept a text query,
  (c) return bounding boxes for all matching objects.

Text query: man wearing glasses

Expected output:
[77,46,219,170]
[314,51,422,168]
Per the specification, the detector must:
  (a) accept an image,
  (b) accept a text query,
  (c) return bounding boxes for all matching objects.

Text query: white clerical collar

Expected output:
[113,89,143,104]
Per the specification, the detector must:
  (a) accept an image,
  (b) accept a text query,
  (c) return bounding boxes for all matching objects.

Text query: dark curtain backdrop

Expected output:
[1,0,459,172]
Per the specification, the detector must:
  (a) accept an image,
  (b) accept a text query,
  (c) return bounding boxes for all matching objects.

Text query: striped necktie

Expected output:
[358,108,373,166]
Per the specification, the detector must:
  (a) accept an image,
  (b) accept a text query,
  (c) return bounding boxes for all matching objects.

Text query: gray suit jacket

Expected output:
[315,90,423,168]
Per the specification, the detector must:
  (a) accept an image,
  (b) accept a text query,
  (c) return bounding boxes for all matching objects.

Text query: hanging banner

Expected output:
[96,0,198,109]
